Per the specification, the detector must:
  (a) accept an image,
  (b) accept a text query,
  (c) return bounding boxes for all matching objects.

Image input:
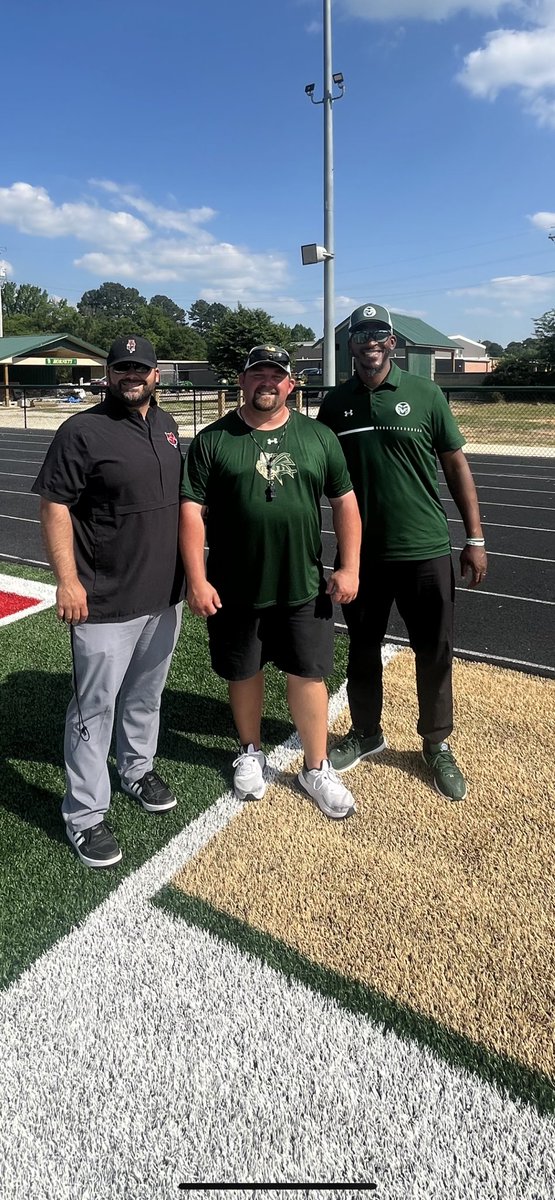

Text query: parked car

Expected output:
[89,377,107,395]
[297,366,322,382]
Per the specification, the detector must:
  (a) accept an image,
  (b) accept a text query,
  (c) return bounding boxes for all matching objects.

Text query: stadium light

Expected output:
[303,0,345,388]
[301,243,333,266]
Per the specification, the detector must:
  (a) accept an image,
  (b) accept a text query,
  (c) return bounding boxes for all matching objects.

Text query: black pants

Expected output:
[343,554,455,743]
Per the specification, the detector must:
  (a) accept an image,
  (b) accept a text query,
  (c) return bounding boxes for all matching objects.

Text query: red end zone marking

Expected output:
[0,591,42,619]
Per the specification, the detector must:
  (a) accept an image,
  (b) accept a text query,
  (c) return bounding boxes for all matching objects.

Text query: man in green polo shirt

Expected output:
[180,344,361,821]
[317,303,487,801]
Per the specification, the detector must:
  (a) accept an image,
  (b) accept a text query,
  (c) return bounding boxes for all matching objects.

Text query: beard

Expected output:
[355,345,392,379]
[109,378,157,408]
[252,386,280,410]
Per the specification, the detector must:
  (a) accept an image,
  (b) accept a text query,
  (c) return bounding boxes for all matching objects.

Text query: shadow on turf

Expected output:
[327,741,442,791]
[0,671,292,841]
[155,888,555,1119]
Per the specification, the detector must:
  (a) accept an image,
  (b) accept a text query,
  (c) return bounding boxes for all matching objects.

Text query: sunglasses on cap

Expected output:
[109,362,154,375]
[244,345,291,373]
[350,327,392,345]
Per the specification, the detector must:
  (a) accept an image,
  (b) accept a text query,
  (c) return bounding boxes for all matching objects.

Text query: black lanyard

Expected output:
[240,411,291,501]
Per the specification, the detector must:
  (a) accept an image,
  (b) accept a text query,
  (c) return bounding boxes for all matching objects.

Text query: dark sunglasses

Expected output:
[351,328,392,345]
[110,361,153,375]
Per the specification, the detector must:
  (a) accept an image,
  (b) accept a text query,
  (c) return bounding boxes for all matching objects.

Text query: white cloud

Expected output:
[456,9,555,127]
[0,183,149,249]
[0,180,290,302]
[89,180,216,236]
[73,238,288,299]
[336,1,555,129]
[449,273,555,310]
[0,258,13,277]
[525,93,555,126]
[458,26,555,97]
[528,210,555,230]
[338,0,508,20]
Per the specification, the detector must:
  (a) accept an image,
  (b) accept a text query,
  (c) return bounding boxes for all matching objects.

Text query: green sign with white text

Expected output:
[45,357,78,365]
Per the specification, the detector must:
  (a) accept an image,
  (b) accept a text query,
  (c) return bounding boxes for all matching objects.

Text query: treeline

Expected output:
[483,312,555,387]
[1,282,315,380]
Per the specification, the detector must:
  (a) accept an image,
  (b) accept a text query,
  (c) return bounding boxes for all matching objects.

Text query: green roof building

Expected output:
[318,313,457,384]
[0,333,107,400]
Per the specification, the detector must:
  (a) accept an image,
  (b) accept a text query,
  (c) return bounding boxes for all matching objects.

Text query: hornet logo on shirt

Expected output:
[255,452,297,486]
[165,432,178,447]
[395,402,411,416]
[126,339,136,354]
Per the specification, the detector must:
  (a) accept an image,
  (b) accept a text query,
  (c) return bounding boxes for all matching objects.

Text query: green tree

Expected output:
[3,282,46,316]
[133,304,206,359]
[188,299,229,338]
[205,306,298,380]
[290,323,316,343]
[2,282,56,331]
[533,309,555,367]
[149,294,186,324]
[77,282,146,320]
[482,340,504,358]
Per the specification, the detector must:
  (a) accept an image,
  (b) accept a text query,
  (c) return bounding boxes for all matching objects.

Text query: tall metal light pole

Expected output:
[0,260,6,340]
[302,0,344,388]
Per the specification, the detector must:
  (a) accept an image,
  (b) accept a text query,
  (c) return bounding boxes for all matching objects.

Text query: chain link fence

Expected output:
[1,382,554,457]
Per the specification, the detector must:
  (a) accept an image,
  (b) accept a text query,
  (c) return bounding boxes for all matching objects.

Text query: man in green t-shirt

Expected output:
[180,345,362,820]
[317,304,487,801]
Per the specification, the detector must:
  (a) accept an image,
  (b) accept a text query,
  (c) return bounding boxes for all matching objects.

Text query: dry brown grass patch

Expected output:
[172,652,554,1078]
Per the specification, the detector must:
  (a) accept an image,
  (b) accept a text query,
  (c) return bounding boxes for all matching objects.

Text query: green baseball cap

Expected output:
[349,303,393,333]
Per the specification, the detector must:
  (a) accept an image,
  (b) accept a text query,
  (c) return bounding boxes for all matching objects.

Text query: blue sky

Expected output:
[1,0,555,347]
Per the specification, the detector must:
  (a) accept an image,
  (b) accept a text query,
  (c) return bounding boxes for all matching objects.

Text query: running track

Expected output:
[0,427,553,678]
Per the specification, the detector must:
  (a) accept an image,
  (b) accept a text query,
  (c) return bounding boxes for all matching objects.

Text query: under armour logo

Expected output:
[344,409,353,417]
[267,437,278,445]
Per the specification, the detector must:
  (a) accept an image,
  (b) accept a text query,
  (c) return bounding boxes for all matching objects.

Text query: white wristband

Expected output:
[466,537,485,546]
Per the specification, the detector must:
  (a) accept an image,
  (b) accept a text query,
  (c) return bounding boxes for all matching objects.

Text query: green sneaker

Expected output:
[422,741,467,801]
[329,727,386,773]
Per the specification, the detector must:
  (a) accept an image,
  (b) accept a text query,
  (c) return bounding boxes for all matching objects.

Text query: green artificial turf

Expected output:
[154,888,555,1119]
[0,572,348,989]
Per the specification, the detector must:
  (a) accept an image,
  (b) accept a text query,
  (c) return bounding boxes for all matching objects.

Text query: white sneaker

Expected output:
[232,744,267,801]
[298,758,356,820]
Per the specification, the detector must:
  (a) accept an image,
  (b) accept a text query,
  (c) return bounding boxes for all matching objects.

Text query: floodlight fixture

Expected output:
[301,243,333,266]
[304,0,345,388]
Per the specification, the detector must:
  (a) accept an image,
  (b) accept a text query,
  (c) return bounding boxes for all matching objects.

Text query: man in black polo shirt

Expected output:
[317,304,487,801]
[33,335,184,868]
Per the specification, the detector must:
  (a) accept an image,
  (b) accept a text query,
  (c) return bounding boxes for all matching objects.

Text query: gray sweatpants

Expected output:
[62,604,183,831]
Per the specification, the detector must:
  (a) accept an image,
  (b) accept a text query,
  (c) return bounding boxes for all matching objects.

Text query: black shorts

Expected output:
[207,593,334,681]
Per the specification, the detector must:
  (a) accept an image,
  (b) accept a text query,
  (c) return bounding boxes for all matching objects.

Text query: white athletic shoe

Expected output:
[298,758,356,820]
[232,744,267,801]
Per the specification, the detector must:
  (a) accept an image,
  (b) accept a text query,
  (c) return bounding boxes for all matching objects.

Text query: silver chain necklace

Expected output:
[238,408,290,501]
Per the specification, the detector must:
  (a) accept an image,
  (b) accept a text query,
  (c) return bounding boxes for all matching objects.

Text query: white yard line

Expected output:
[1,645,554,1199]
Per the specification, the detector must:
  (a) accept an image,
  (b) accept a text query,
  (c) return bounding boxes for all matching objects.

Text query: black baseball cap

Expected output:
[106,335,157,369]
[243,345,292,376]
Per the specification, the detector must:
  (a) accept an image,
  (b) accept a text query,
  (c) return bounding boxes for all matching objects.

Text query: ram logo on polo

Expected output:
[362,306,377,318]
[255,452,297,486]
[395,402,411,416]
